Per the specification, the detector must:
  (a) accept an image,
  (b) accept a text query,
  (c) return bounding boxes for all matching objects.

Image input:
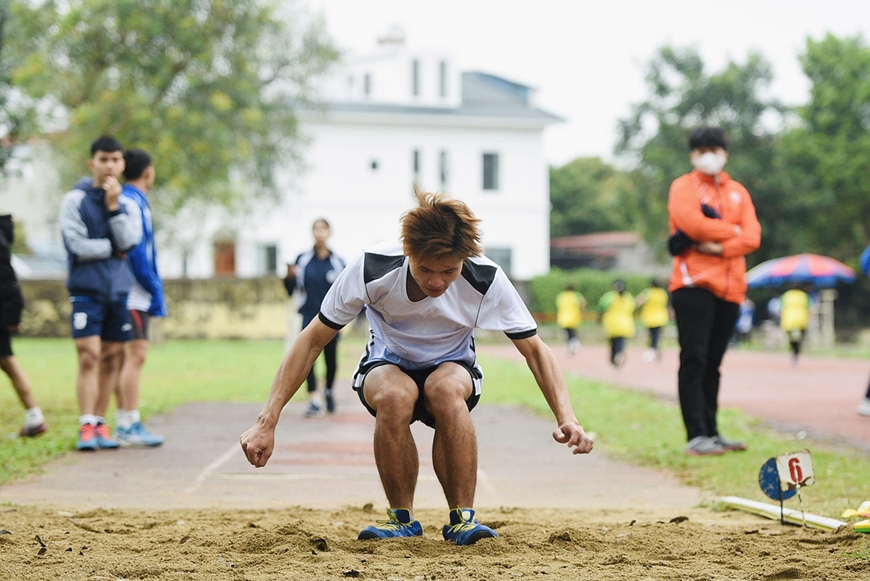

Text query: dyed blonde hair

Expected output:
[401,187,482,262]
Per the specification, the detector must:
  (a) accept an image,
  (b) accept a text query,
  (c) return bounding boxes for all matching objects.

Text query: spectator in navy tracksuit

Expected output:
[113,148,166,448]
[59,135,142,452]
[859,243,870,417]
[284,219,346,416]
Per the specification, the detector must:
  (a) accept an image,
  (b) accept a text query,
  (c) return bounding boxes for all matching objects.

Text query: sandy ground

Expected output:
[1,505,868,580]
[2,346,870,579]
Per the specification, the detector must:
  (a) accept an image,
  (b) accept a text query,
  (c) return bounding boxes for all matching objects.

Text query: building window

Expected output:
[412,59,420,97]
[412,149,421,188]
[485,247,512,277]
[214,241,236,277]
[364,73,371,97]
[258,244,277,276]
[482,153,499,191]
[439,61,447,98]
[439,150,449,190]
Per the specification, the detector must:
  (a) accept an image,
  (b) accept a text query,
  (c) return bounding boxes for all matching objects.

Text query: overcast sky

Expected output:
[306,0,870,166]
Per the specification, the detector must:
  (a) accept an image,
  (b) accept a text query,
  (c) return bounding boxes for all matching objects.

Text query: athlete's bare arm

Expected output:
[511,334,594,455]
[240,318,339,467]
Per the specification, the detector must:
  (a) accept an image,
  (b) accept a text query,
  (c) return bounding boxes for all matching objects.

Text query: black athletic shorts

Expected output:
[352,359,482,429]
[0,325,12,357]
[128,310,150,341]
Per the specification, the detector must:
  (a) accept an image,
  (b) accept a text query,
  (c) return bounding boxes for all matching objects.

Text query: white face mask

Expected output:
[692,151,727,175]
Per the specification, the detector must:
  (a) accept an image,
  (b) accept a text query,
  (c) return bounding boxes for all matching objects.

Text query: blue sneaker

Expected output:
[442,508,498,545]
[116,422,164,448]
[358,509,423,540]
[94,423,120,449]
[75,424,99,452]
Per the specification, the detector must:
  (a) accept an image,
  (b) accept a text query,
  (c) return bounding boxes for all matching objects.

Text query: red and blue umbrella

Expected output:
[746,253,855,288]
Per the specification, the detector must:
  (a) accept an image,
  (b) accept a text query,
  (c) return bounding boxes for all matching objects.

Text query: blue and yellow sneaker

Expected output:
[358,508,423,540]
[442,508,498,545]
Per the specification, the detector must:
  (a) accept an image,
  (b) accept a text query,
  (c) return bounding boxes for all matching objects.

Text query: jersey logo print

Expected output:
[461,261,497,295]
[364,253,405,284]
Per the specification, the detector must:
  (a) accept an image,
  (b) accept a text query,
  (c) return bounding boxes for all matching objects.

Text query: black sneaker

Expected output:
[325,389,336,414]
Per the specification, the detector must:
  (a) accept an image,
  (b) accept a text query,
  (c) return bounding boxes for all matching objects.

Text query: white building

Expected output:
[160,38,562,281]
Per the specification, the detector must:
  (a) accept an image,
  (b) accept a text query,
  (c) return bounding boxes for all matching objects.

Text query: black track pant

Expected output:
[672,287,740,441]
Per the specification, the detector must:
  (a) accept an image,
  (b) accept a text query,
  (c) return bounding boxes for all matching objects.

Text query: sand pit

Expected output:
[1,505,868,580]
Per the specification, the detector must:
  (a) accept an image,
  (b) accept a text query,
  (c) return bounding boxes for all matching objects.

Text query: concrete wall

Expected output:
[19,278,290,340]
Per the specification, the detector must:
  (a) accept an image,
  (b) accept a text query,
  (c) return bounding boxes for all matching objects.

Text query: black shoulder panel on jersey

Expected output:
[364,253,405,284]
[461,260,498,295]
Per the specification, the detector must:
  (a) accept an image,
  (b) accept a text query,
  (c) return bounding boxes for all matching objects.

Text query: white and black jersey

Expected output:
[318,240,537,370]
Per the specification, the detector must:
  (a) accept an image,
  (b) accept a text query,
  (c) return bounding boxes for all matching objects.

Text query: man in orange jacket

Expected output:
[668,126,761,456]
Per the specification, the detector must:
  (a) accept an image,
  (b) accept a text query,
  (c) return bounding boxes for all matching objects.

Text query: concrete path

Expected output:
[485,342,870,450]
[0,384,700,511]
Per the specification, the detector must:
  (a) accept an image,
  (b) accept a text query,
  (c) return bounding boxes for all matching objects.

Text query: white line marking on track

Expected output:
[477,468,503,505]
[215,473,385,481]
[184,443,240,495]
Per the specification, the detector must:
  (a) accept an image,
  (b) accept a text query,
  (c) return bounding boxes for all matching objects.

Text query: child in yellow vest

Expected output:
[556,285,586,355]
[598,280,635,367]
[780,285,812,366]
[635,279,670,362]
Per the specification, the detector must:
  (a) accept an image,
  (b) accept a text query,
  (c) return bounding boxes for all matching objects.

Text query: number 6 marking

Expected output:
[788,457,803,483]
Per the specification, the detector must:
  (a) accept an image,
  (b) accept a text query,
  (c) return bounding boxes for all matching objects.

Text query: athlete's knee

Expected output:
[77,348,100,372]
[366,381,418,416]
[100,344,124,371]
[424,376,470,417]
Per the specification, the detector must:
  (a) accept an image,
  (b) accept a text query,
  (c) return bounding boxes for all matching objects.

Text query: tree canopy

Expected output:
[549,157,638,237]
[6,0,337,214]
[779,34,870,261]
[612,46,786,263]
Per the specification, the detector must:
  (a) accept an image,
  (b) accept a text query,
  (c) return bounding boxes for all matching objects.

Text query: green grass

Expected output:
[2,337,869,521]
[0,338,290,484]
[478,351,870,519]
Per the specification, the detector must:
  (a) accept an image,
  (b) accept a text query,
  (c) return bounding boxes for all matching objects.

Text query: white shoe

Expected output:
[858,398,870,417]
[613,352,626,367]
[642,349,656,362]
[568,338,581,355]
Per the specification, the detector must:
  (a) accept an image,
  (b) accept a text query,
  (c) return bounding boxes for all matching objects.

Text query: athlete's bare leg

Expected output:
[117,339,149,411]
[363,365,420,512]
[424,363,476,508]
[96,341,124,418]
[0,355,36,409]
[74,336,102,415]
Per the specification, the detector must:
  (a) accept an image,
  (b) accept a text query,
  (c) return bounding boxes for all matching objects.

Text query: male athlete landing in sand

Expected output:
[241,189,594,545]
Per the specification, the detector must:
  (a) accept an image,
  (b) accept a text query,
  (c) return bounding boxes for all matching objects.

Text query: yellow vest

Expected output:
[599,291,636,338]
[780,289,810,332]
[556,290,585,329]
[638,287,670,329]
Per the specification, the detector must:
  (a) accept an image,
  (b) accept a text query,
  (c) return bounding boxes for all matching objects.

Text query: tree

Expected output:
[779,34,870,262]
[549,157,637,237]
[0,0,24,172]
[615,46,788,262]
[5,0,337,215]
